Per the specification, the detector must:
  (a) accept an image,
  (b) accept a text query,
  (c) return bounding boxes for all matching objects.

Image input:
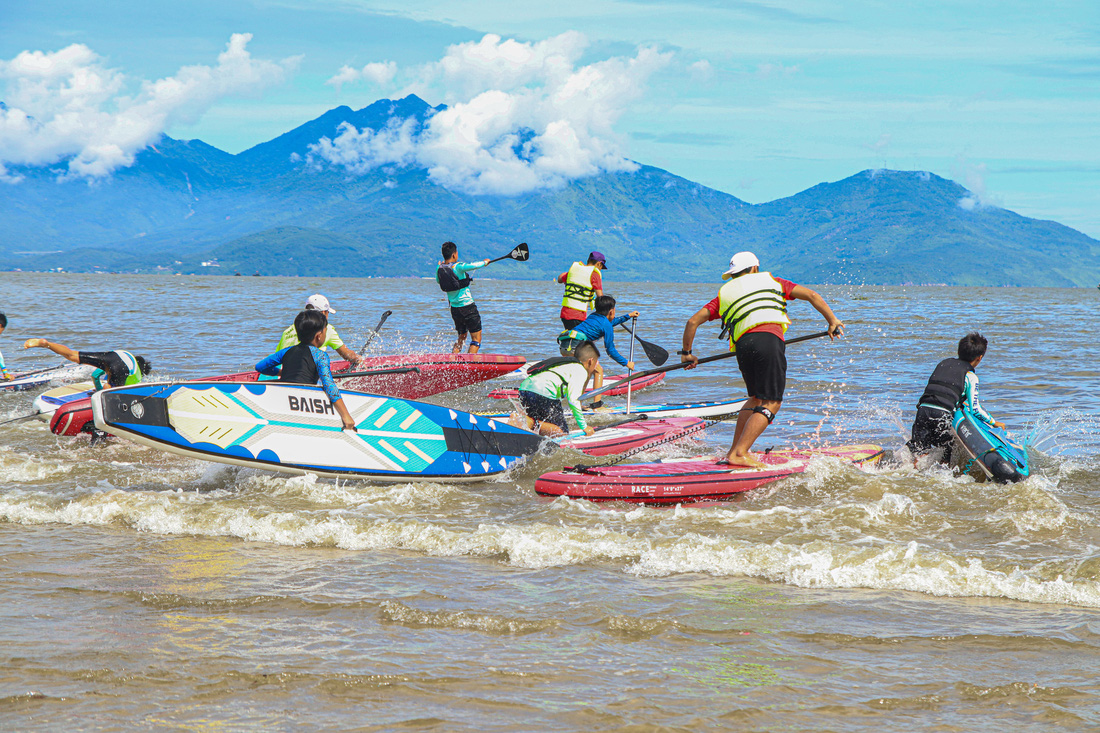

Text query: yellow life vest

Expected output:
[561,262,597,311]
[717,272,790,349]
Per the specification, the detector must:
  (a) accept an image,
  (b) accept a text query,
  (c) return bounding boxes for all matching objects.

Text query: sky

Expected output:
[2,0,1099,235]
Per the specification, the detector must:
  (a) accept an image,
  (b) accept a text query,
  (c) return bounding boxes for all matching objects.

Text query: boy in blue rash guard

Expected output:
[557,295,639,403]
[907,332,1004,463]
[437,241,490,354]
[256,310,357,432]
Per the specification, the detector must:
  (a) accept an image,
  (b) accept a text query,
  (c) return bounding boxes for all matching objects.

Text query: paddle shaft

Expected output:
[0,413,38,426]
[359,310,393,353]
[626,316,637,414]
[11,364,68,379]
[333,366,420,379]
[583,330,833,400]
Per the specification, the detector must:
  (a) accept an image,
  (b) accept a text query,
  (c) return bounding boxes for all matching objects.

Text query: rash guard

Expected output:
[564,312,632,367]
[437,261,487,307]
[256,344,341,404]
[519,362,590,431]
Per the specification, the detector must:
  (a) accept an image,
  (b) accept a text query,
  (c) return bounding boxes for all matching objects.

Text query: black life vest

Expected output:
[437,264,472,293]
[917,357,972,411]
[526,356,580,376]
[278,344,319,385]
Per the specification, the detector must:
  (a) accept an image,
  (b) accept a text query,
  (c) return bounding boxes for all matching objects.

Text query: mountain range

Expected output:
[2,95,1098,286]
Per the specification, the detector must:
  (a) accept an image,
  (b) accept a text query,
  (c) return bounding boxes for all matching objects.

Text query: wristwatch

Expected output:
[677,350,692,355]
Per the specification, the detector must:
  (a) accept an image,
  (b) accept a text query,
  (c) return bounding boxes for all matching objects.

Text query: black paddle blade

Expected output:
[509,242,529,261]
[620,324,669,366]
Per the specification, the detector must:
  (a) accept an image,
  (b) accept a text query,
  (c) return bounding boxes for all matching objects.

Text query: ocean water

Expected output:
[1,272,1098,731]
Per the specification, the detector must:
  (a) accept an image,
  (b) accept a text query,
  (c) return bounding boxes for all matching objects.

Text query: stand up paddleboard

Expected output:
[2,372,57,392]
[33,382,95,419]
[481,399,745,421]
[91,381,543,481]
[952,406,1029,483]
[555,417,704,456]
[487,371,665,400]
[535,444,884,504]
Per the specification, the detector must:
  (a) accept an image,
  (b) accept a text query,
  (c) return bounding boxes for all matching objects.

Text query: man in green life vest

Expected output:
[680,251,844,468]
[275,294,364,368]
[23,339,152,388]
[556,251,607,328]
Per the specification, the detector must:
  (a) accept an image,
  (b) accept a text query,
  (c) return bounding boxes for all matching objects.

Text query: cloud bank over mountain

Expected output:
[0,34,294,182]
[312,33,673,195]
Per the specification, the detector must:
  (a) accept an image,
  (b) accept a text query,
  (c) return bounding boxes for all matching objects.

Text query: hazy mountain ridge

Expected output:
[2,95,1097,286]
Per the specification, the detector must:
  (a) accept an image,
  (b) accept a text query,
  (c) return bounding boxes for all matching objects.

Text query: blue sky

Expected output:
[3,0,1099,235]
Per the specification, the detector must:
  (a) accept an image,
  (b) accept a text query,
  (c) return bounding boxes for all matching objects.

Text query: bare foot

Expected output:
[24,338,47,349]
[507,411,532,430]
[722,451,766,469]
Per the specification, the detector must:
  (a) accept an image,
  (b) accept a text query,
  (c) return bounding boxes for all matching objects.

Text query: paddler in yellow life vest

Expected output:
[276,294,364,368]
[680,251,844,468]
[556,251,607,328]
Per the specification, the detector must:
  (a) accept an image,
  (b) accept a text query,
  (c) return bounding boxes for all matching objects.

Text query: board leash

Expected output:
[567,411,740,474]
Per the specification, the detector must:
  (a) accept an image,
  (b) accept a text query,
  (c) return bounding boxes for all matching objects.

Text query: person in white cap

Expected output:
[275,294,363,367]
[679,251,844,468]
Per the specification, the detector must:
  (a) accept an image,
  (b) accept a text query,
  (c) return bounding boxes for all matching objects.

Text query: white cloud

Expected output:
[954,157,1001,210]
[327,61,397,91]
[0,34,294,181]
[311,32,673,196]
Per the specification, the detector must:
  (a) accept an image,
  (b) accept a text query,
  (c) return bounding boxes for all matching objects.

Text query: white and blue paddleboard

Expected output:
[952,405,1029,483]
[91,381,543,482]
[33,381,95,418]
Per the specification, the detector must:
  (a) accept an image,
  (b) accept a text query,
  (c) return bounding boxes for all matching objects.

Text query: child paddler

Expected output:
[276,294,364,368]
[256,309,357,432]
[0,313,11,380]
[556,251,607,328]
[437,241,491,354]
[512,341,600,437]
[680,251,844,468]
[22,338,152,388]
[557,295,639,406]
[907,332,1004,463]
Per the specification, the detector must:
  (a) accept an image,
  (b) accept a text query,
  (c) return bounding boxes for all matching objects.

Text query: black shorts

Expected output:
[518,390,567,432]
[906,405,955,462]
[735,331,787,402]
[561,317,584,329]
[450,303,482,336]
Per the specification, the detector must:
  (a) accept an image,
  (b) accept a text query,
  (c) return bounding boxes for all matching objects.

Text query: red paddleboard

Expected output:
[206,353,525,399]
[535,444,884,504]
[488,371,665,400]
[556,417,704,456]
[50,397,94,436]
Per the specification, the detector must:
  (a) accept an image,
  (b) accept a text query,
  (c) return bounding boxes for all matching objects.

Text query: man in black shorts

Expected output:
[437,241,490,354]
[679,251,844,467]
[23,338,152,388]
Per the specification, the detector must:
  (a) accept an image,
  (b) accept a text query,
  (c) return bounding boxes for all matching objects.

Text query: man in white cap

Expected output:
[679,251,844,468]
[275,294,363,368]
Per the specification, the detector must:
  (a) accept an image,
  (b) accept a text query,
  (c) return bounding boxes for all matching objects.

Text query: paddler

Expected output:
[557,295,639,406]
[437,241,490,354]
[556,251,607,328]
[906,332,1004,463]
[511,341,600,436]
[22,339,152,389]
[256,309,357,432]
[0,313,11,380]
[276,294,364,367]
[680,251,844,468]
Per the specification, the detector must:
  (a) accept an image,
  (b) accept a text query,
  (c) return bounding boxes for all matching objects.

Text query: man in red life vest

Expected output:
[680,251,844,468]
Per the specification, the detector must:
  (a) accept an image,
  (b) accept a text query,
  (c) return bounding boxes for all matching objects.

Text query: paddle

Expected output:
[618,322,668,366]
[626,316,637,414]
[358,310,393,353]
[10,364,68,379]
[583,330,835,400]
[486,242,529,264]
[0,412,39,427]
[333,366,420,379]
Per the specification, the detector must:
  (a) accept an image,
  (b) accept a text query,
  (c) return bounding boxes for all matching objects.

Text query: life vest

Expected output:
[437,264,472,293]
[527,356,580,377]
[556,329,588,346]
[92,350,143,389]
[717,272,790,348]
[278,344,319,385]
[561,262,597,311]
[917,357,972,411]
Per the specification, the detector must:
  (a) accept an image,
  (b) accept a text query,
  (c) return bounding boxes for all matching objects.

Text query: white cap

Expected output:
[721,251,760,280]
[305,294,336,313]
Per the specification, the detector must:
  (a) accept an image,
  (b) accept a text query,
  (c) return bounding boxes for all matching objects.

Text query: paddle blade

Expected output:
[639,338,669,366]
[509,242,529,261]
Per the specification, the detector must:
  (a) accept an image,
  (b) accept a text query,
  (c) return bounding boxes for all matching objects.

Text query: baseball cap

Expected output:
[590,251,608,270]
[721,251,760,280]
[305,294,336,313]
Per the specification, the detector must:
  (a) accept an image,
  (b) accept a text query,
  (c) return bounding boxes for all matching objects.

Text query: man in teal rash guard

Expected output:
[437,241,490,354]
[256,309,357,432]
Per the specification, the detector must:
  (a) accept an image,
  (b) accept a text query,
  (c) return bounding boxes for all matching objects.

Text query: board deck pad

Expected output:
[93,381,543,481]
[33,381,95,418]
[535,444,884,503]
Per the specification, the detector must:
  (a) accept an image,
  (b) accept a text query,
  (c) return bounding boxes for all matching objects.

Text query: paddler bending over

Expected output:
[681,251,844,468]
[556,251,607,328]
[557,295,639,408]
[277,294,364,368]
[906,332,1003,463]
[437,241,490,354]
[256,309,357,432]
[511,341,600,437]
[22,339,152,388]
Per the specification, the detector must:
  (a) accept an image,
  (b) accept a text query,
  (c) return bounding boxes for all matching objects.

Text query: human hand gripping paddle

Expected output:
[582,329,837,401]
